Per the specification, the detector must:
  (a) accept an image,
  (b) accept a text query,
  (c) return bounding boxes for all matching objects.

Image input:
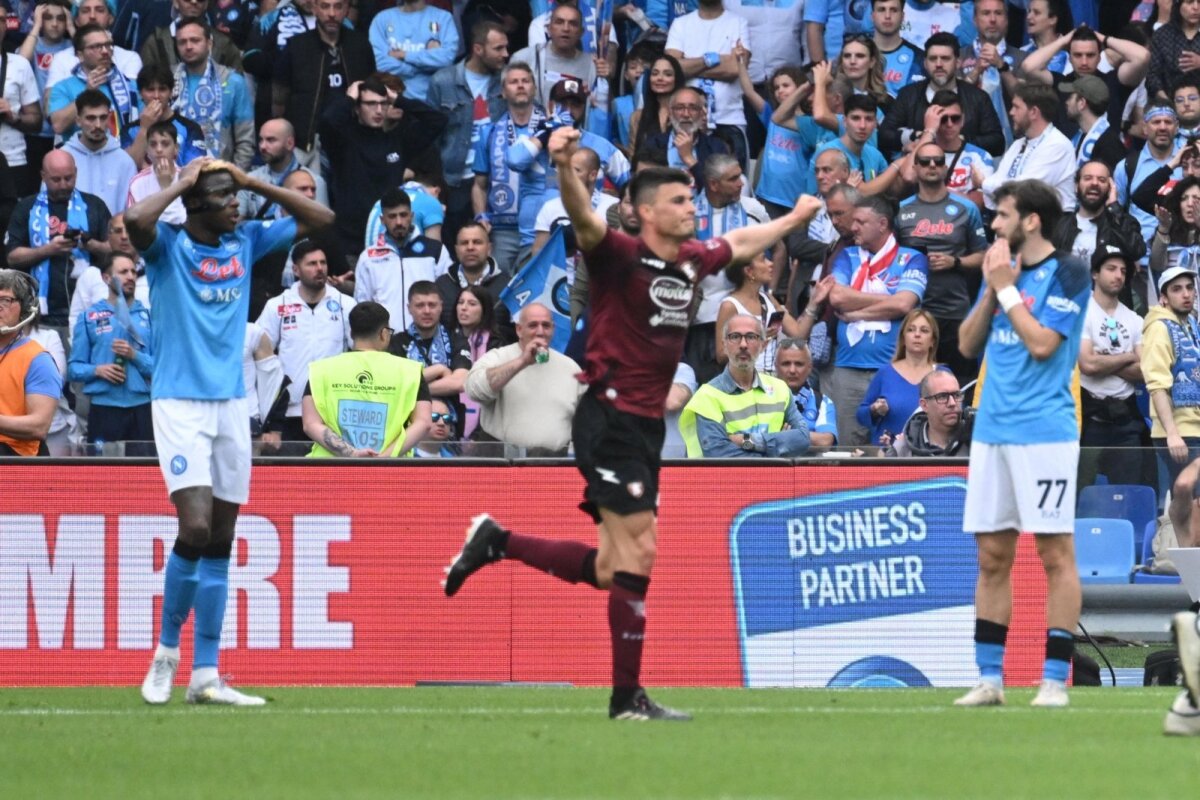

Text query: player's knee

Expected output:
[175,517,212,547]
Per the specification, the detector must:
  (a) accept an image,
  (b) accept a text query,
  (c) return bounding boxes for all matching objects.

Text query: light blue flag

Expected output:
[499,227,573,353]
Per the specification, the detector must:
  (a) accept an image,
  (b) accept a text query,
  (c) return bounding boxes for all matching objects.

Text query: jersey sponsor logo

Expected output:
[278,303,304,316]
[366,247,392,259]
[36,52,53,70]
[87,310,113,321]
[911,219,955,237]
[1046,295,1081,315]
[193,255,245,283]
[641,257,666,270]
[899,211,917,221]
[884,69,903,82]
[648,275,693,311]
[197,286,243,304]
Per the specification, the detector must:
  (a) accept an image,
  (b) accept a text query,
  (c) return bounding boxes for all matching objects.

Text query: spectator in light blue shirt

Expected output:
[369,0,459,102]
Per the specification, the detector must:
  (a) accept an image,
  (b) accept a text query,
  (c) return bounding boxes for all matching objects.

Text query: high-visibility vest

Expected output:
[307,350,424,457]
[677,372,792,458]
[0,338,47,457]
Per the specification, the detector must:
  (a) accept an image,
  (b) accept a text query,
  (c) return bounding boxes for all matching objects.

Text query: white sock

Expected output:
[190,666,218,688]
[154,643,180,660]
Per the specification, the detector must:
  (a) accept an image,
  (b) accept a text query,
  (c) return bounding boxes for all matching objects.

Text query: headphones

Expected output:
[0,270,39,334]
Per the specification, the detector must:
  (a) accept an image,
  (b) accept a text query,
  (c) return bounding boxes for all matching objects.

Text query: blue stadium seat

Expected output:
[1077,484,1158,558]
[1132,519,1182,584]
[1074,518,1135,584]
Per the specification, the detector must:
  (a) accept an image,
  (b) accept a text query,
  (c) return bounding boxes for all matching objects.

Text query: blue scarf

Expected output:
[486,106,545,227]
[172,60,224,157]
[406,323,452,367]
[29,189,88,314]
[71,62,135,144]
[692,191,747,242]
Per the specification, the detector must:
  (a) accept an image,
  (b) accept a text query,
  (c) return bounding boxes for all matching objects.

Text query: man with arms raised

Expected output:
[443,126,822,721]
[127,157,334,705]
[955,179,1090,709]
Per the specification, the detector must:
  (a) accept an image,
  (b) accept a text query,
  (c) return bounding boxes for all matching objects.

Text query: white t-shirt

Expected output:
[662,362,698,458]
[724,0,804,83]
[900,0,961,50]
[1081,295,1142,400]
[127,168,187,225]
[1072,213,1099,266]
[0,53,39,166]
[46,45,142,89]
[666,10,750,127]
[509,44,597,109]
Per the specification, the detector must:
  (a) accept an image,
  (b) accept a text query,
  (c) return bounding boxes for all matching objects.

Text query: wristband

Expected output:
[474,212,491,224]
[997,285,1022,313]
[804,306,821,319]
[703,51,720,69]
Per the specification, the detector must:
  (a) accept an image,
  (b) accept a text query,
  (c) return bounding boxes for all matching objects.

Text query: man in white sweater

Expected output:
[465,302,584,455]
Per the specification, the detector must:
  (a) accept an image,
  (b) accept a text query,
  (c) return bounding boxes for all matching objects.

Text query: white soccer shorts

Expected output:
[152,398,252,504]
[963,441,1079,535]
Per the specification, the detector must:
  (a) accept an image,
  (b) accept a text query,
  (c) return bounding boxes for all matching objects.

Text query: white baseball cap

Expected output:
[1159,265,1198,292]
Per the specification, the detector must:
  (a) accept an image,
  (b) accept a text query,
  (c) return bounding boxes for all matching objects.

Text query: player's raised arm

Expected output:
[549,127,607,252]
[223,162,336,239]
[723,194,824,266]
[124,156,214,251]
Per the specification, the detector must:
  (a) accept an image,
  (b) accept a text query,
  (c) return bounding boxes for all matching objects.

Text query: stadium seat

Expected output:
[1133,520,1182,584]
[1074,518,1135,584]
[1077,484,1158,558]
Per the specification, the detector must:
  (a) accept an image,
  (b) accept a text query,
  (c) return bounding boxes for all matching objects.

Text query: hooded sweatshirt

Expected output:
[1142,304,1200,439]
[62,133,139,217]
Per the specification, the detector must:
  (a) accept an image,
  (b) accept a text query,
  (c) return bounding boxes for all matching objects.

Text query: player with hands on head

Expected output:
[129,155,335,708]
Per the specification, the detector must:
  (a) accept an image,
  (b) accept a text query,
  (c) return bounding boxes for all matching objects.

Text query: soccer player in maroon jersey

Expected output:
[444,127,824,720]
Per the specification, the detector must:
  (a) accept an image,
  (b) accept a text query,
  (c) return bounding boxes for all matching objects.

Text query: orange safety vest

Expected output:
[0,338,47,456]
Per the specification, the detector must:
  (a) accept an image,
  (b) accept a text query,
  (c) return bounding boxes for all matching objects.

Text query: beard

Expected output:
[1078,190,1106,213]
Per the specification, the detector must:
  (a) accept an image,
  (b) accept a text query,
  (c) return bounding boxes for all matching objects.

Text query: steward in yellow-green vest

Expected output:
[677,369,810,458]
[307,349,425,456]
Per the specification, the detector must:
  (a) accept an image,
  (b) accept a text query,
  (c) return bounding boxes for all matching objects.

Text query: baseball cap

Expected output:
[1060,74,1109,108]
[1090,244,1136,274]
[550,78,588,102]
[1159,264,1198,292]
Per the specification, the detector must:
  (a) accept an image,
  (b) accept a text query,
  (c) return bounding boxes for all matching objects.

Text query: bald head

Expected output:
[42,149,77,201]
[516,303,554,349]
[258,118,297,170]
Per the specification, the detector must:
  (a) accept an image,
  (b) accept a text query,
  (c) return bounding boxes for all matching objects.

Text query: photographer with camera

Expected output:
[5,148,110,344]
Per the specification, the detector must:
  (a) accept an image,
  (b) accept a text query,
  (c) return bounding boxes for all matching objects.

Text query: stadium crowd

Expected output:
[0,0,1190,466]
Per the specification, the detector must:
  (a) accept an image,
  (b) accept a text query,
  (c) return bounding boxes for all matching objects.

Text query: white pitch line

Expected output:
[0,705,1169,718]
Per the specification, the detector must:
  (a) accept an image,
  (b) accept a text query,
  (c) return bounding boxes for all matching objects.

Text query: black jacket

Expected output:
[319,93,448,258]
[1051,203,1146,265]
[879,80,1005,158]
[276,28,377,149]
[434,259,512,331]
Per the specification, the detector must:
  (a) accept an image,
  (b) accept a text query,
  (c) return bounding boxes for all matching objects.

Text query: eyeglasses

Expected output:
[383,327,395,337]
[939,114,962,124]
[923,390,964,406]
[431,412,456,424]
[0,297,18,309]
[83,41,114,50]
[725,332,763,343]
[915,156,944,167]
[1179,94,1200,104]
[670,103,702,113]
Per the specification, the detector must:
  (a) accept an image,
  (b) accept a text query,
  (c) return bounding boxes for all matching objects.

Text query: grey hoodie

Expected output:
[63,133,139,217]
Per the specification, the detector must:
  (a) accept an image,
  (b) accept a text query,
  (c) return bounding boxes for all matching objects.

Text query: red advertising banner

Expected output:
[0,463,1047,687]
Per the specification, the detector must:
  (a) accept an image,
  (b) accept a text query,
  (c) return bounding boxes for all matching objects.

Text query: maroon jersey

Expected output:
[580,228,733,417]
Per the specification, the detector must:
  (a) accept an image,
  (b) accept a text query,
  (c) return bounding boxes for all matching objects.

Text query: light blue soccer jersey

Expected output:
[830,245,928,368]
[145,218,297,401]
[974,251,1090,445]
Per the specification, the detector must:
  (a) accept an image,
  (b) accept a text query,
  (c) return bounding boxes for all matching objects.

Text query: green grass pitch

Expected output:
[2,686,1198,799]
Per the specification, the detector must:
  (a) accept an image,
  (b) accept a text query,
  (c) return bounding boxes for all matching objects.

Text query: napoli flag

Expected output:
[499,227,573,353]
